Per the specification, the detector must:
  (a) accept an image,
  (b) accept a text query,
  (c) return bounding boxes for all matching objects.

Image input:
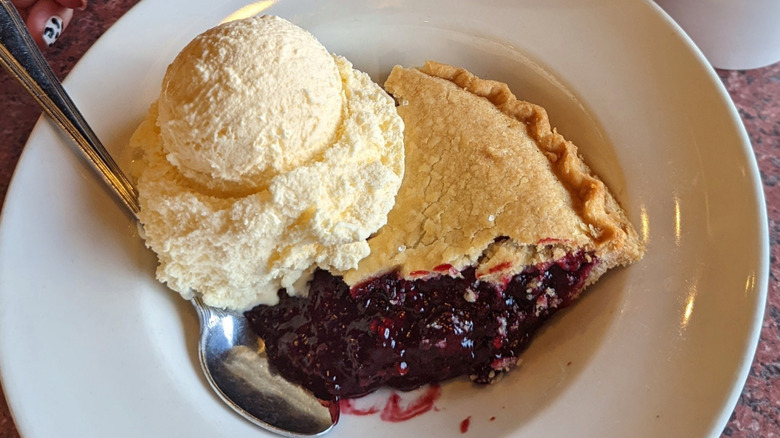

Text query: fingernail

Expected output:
[42,16,64,47]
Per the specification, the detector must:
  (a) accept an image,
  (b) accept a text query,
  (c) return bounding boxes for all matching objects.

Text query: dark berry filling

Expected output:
[245,251,597,400]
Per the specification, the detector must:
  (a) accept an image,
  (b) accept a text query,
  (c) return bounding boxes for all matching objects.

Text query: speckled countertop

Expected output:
[0,1,777,437]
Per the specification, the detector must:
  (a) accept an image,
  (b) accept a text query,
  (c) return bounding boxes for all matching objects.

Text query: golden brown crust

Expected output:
[342,61,644,286]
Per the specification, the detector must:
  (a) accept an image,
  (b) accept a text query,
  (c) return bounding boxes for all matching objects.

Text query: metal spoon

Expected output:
[0,2,339,435]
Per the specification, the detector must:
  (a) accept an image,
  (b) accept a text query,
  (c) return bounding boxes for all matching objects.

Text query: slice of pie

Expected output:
[245,61,645,400]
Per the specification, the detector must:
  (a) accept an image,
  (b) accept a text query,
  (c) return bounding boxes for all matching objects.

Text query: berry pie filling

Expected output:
[245,249,598,399]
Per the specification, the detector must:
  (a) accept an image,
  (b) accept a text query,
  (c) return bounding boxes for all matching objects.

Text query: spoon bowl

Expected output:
[193,297,339,436]
[0,1,339,435]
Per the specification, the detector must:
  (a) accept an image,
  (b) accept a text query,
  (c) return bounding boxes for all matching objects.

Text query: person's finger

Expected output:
[25,0,73,49]
[9,0,34,20]
[54,0,86,10]
[10,0,37,9]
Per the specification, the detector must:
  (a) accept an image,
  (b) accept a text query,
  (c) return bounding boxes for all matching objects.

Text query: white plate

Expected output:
[0,0,768,436]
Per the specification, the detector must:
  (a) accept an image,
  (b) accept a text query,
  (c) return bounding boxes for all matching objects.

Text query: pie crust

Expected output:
[343,61,644,287]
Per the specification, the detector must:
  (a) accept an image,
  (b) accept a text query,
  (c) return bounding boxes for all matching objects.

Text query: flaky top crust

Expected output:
[342,61,644,286]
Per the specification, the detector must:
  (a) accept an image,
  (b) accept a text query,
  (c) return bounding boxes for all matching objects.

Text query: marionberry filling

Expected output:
[245,251,597,400]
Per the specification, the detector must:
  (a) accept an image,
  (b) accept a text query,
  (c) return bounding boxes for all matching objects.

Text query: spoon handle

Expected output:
[0,0,140,220]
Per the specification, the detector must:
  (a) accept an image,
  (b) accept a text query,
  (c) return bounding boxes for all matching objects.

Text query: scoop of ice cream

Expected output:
[131,17,404,311]
[157,15,344,193]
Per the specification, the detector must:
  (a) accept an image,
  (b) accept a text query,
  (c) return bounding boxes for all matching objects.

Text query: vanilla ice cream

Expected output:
[157,16,345,194]
[130,16,404,310]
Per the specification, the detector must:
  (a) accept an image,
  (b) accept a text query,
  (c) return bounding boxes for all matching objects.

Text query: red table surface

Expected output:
[0,1,777,437]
